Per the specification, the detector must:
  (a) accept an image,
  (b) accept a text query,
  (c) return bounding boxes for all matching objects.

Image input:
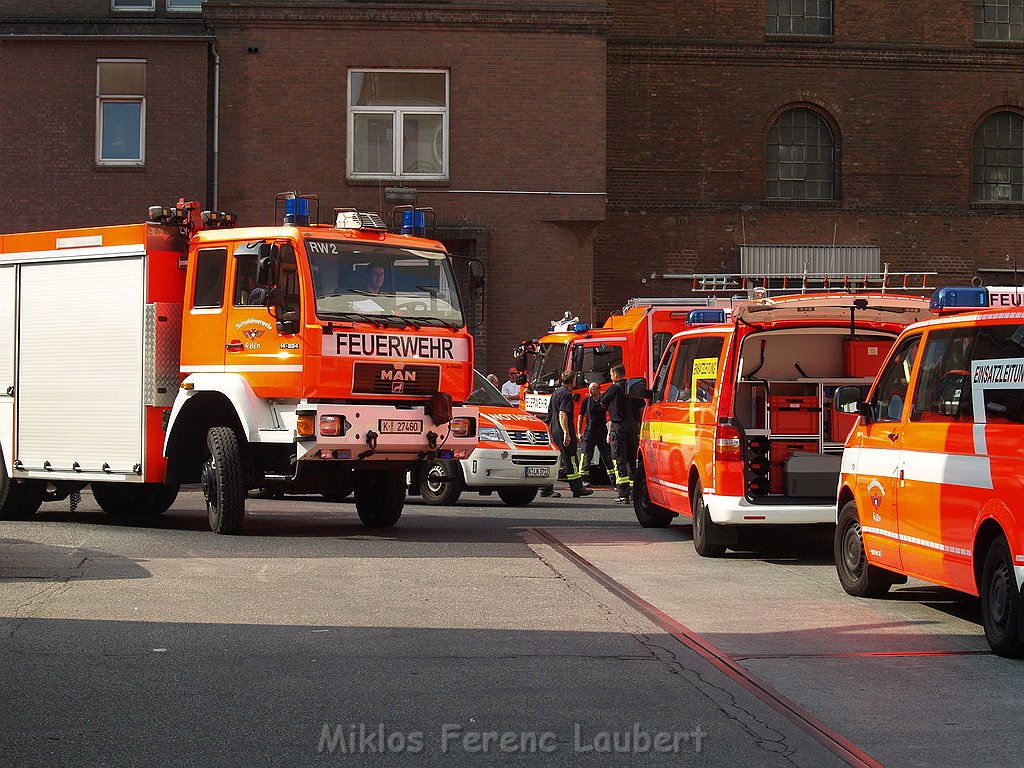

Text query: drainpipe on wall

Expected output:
[210,41,220,210]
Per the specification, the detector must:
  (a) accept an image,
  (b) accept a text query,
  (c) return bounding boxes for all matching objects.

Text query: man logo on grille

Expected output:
[392,380,404,394]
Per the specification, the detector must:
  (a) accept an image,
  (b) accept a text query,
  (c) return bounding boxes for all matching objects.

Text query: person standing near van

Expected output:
[548,370,592,498]
[577,381,613,488]
[601,364,639,504]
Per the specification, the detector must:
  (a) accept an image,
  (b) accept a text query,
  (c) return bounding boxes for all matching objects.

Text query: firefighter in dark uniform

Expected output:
[548,370,593,498]
[576,381,613,487]
[600,363,639,504]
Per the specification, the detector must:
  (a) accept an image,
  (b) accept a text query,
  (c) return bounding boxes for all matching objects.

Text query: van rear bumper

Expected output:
[704,493,836,525]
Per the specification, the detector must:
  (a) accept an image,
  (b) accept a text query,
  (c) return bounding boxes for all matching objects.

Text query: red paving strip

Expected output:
[532,527,885,768]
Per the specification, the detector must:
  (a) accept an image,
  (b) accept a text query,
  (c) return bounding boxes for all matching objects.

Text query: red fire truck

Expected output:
[0,194,480,533]
[515,298,726,418]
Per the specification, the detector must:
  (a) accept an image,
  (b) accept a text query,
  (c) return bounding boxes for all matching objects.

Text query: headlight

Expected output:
[478,427,504,443]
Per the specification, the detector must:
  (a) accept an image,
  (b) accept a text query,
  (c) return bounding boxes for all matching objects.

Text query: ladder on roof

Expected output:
[619,296,721,311]
[651,267,936,296]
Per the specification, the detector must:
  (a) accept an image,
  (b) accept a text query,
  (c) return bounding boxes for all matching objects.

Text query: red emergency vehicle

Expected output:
[835,286,1024,657]
[632,292,931,556]
[412,371,560,506]
[0,194,479,533]
[516,298,726,418]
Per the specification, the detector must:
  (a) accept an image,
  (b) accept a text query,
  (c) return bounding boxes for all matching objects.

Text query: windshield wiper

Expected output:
[415,317,462,330]
[364,313,424,330]
[318,311,387,328]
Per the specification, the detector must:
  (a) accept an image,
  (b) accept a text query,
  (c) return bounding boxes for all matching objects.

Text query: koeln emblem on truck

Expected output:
[0,192,483,534]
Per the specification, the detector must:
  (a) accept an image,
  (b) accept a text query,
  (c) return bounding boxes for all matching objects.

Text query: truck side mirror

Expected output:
[626,376,652,400]
[254,243,280,290]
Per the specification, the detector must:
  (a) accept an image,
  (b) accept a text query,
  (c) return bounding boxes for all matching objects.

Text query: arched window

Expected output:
[973,111,1024,202]
[766,109,835,200]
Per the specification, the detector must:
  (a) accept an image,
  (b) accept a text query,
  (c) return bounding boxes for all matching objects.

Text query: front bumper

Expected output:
[295,403,477,463]
[460,447,561,488]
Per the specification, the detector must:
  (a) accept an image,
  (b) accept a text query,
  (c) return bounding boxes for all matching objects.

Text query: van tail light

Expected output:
[714,424,742,461]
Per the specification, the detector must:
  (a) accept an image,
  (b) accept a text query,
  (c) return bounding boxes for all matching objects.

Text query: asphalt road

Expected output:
[1,483,1020,767]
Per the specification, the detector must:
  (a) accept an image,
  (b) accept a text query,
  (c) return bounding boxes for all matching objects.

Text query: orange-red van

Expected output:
[835,287,1024,657]
[633,293,930,556]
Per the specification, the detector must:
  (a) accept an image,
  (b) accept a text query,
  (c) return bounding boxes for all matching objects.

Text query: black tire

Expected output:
[92,482,179,517]
[691,482,726,558]
[633,461,674,528]
[202,427,247,535]
[355,469,405,527]
[496,486,539,507]
[0,458,44,520]
[834,500,893,598]
[419,460,463,506]
[980,535,1024,658]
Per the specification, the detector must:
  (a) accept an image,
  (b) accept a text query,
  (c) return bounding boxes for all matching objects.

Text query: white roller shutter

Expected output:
[17,256,146,474]
[0,267,15,474]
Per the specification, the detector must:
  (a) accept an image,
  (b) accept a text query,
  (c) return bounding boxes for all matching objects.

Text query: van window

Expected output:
[652,332,671,372]
[910,328,975,422]
[872,334,921,422]
[577,344,624,385]
[193,247,227,308]
[971,323,1024,424]
[651,339,677,404]
[668,336,724,403]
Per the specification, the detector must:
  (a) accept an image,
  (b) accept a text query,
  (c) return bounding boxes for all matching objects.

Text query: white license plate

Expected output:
[379,419,422,434]
[524,466,549,478]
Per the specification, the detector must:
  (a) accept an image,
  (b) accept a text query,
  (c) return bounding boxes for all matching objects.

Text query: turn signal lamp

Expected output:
[296,413,315,437]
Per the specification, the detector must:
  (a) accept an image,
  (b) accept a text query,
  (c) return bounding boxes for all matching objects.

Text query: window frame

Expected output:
[192,247,228,310]
[111,0,155,11]
[870,334,922,423]
[347,69,449,181]
[974,0,1024,43]
[766,0,834,38]
[96,58,146,167]
[166,0,203,12]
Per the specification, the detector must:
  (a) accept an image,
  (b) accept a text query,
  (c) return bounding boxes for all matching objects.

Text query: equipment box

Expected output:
[769,395,820,435]
[785,451,842,498]
[769,440,817,494]
[843,339,893,378]
[828,410,860,443]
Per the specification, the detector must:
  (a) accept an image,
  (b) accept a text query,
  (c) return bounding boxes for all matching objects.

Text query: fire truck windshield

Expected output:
[305,238,464,327]
[530,342,568,391]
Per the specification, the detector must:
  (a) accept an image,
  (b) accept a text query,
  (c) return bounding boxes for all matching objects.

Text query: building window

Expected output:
[97,60,146,166]
[766,108,835,200]
[111,0,155,10]
[975,0,1024,41]
[348,70,448,180]
[167,0,202,10]
[974,112,1024,202]
[767,0,833,36]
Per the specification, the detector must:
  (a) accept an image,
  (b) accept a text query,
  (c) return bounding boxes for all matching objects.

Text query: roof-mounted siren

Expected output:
[929,286,989,314]
[276,191,319,226]
[687,308,727,325]
[334,208,388,232]
[392,205,435,237]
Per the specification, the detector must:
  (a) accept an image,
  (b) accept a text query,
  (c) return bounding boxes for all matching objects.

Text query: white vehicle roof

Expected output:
[732,293,930,327]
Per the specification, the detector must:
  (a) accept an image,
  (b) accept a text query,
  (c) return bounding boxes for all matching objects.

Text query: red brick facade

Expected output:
[598,0,1024,321]
[4,2,1024,374]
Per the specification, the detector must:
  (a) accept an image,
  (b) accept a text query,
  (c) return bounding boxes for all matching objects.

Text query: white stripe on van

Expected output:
[844,446,993,490]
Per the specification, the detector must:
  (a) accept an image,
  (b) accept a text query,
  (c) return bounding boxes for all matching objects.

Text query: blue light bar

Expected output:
[573,322,590,332]
[401,209,426,236]
[929,286,989,312]
[284,196,310,225]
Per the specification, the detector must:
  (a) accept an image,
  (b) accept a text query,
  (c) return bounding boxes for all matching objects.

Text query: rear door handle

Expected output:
[887,432,899,442]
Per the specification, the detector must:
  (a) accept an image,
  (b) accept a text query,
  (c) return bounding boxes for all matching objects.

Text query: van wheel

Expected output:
[497,486,539,506]
[92,482,179,517]
[0,463,44,521]
[202,427,246,535]
[633,462,674,528]
[691,482,726,557]
[980,535,1024,658]
[419,460,462,506]
[835,500,892,597]
[356,469,405,527]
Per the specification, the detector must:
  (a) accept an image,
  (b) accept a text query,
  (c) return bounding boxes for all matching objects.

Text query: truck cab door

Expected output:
[223,242,303,399]
[180,246,230,375]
